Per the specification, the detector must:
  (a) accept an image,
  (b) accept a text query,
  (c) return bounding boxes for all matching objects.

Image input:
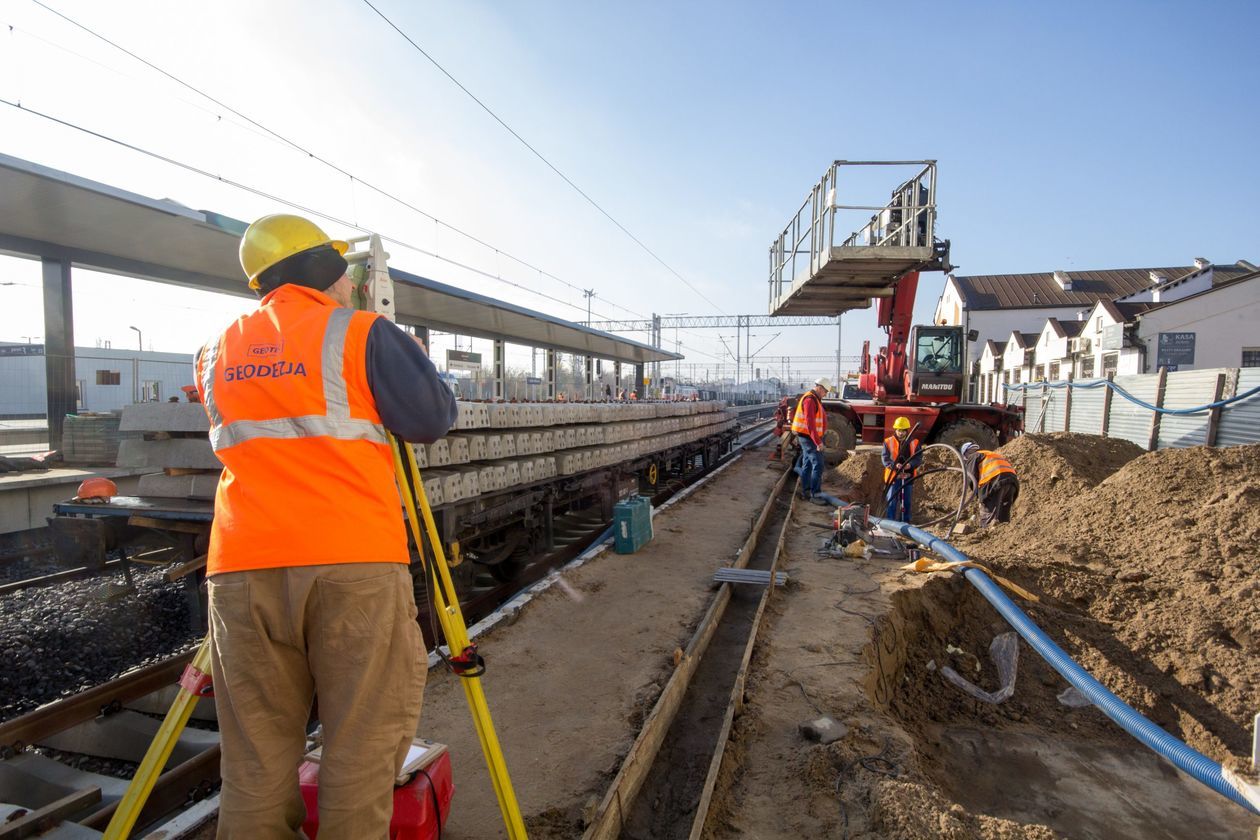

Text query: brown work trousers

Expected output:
[207,562,426,839]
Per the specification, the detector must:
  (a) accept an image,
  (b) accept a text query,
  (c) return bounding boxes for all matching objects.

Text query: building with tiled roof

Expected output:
[933,259,1256,399]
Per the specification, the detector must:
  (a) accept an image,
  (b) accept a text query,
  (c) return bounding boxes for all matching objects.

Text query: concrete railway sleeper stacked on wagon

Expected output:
[48,399,743,628]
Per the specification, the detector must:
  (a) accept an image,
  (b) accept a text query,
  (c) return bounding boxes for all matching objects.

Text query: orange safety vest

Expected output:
[977,450,1017,486]
[790,391,826,440]
[195,285,406,576]
[883,435,921,482]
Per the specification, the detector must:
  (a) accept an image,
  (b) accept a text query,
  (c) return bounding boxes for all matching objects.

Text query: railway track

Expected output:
[0,416,776,838]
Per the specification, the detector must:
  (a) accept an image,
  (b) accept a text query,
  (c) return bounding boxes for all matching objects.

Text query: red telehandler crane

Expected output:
[768,160,1022,455]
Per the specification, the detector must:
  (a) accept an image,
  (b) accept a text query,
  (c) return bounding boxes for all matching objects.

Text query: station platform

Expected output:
[0,466,152,535]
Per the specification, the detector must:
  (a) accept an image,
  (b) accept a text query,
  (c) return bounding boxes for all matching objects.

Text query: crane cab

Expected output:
[907,325,964,402]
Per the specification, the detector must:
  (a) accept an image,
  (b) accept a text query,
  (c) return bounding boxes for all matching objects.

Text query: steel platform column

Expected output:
[493,340,505,400]
[42,258,75,452]
[545,350,557,400]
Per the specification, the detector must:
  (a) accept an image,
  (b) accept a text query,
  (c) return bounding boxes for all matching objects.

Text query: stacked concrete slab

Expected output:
[116,403,219,499]
[115,400,735,506]
[413,401,736,501]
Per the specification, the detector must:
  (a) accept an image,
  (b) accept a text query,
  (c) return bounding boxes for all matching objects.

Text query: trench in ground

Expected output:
[875,576,1256,839]
[617,482,791,840]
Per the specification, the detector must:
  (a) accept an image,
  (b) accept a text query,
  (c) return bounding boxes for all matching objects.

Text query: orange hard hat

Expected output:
[76,477,118,500]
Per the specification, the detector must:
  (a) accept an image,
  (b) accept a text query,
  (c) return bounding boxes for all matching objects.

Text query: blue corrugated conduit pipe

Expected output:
[872,515,1260,816]
[1006,380,1260,415]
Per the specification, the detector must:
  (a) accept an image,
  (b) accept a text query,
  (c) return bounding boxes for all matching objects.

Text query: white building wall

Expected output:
[0,347,194,417]
[1135,277,1260,372]
[934,280,966,326]
[1119,268,1213,305]
[964,307,1085,365]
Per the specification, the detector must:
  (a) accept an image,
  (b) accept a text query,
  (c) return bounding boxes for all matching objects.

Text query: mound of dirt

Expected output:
[998,432,1144,516]
[827,450,884,502]
[955,442,1260,765]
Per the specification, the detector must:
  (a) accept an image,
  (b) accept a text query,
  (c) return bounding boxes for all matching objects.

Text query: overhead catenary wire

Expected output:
[9,6,765,364]
[358,0,726,316]
[0,96,680,341]
[20,1,661,326]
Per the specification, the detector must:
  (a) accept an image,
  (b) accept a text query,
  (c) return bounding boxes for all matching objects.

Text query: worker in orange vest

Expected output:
[881,416,923,522]
[195,214,457,838]
[961,442,1019,527]
[790,377,831,504]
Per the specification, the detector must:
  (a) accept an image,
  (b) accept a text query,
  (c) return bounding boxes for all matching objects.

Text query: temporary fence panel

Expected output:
[1043,385,1068,433]
[1216,367,1260,448]
[1107,374,1158,449]
[1156,369,1221,449]
[1068,379,1107,435]
[1023,384,1047,431]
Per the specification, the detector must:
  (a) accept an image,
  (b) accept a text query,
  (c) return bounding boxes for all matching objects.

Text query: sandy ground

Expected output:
[418,447,785,838]
[705,435,1260,839]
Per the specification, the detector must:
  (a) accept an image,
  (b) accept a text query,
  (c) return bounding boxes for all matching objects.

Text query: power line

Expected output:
[13,4,734,363]
[359,0,727,314]
[0,96,631,324]
[24,0,651,325]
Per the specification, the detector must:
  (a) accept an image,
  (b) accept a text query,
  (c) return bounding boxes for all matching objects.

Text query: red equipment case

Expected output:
[297,750,453,839]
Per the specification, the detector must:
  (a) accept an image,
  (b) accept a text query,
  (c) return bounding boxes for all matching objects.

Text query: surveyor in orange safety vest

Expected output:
[961,442,1019,527]
[791,377,831,504]
[195,214,457,838]
[881,417,923,522]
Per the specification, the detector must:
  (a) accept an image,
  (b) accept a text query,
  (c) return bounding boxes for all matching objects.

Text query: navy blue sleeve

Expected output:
[364,319,458,443]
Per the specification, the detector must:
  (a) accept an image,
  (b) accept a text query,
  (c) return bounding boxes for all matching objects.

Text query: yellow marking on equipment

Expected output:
[390,432,529,839]
[103,637,213,839]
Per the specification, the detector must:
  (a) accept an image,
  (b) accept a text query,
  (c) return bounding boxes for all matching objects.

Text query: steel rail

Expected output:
[0,654,192,751]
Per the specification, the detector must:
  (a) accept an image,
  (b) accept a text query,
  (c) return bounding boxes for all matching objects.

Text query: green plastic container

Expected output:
[614,495,654,554]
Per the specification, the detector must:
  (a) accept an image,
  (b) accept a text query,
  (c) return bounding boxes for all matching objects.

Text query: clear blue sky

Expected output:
[0,0,1256,383]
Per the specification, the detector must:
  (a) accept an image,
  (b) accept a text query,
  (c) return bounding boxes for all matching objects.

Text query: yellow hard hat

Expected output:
[239,214,348,290]
[893,416,911,430]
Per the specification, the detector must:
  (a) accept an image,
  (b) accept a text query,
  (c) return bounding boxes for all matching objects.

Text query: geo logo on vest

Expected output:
[248,341,284,357]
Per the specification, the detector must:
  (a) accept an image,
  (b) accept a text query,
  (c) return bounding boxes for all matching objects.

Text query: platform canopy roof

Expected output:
[0,153,677,365]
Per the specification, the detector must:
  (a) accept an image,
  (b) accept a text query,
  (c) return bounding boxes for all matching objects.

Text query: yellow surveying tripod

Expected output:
[104,233,526,838]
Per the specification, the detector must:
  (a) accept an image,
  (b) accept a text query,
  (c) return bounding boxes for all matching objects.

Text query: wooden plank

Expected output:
[1100,373,1115,437]
[1147,366,1168,451]
[1204,372,1227,447]
[688,479,798,839]
[1063,373,1073,433]
[581,467,791,840]
[165,553,208,582]
[0,787,101,840]
[127,515,208,535]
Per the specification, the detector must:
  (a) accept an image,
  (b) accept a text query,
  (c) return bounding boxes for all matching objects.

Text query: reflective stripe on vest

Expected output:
[790,392,825,438]
[883,435,920,482]
[201,308,386,451]
[978,450,1016,486]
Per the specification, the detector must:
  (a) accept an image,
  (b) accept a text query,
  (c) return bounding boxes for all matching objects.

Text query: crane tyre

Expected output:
[934,418,1000,452]
[821,414,857,465]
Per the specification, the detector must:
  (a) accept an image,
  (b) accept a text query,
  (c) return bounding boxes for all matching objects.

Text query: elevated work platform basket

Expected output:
[767,161,950,316]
